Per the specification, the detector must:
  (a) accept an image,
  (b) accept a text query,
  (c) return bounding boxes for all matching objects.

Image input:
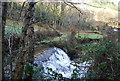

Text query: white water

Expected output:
[34,47,91,78]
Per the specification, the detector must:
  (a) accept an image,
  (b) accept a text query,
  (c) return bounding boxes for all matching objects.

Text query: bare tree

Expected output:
[0,2,8,80]
[13,2,36,80]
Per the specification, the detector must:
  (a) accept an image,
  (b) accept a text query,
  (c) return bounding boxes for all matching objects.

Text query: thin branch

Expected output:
[64,1,83,15]
[48,24,62,36]
[19,2,26,18]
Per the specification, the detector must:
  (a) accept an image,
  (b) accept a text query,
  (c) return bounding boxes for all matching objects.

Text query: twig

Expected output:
[64,1,83,15]
[19,2,26,19]
[8,36,13,78]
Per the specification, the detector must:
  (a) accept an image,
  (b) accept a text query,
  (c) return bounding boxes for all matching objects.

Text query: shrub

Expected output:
[81,41,120,80]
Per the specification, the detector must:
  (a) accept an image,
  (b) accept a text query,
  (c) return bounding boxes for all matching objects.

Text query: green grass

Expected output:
[5,19,50,36]
[75,33,103,39]
[40,36,65,44]
[5,19,22,36]
[41,33,103,45]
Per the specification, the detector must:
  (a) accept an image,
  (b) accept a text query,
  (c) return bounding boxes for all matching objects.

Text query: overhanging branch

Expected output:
[64,1,83,15]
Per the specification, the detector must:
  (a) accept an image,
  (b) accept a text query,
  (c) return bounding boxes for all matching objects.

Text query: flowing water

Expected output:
[34,47,91,79]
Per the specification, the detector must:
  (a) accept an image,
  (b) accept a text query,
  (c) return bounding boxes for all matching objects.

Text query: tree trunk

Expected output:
[13,2,36,80]
[1,2,8,80]
[0,2,2,80]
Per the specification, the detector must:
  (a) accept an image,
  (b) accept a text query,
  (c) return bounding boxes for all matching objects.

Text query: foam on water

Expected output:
[34,47,91,78]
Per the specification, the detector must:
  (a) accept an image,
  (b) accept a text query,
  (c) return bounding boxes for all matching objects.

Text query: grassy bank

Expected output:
[89,2,119,11]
